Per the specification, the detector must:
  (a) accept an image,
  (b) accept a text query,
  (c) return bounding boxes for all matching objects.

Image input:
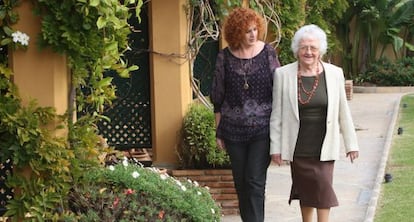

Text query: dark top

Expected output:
[294,71,328,157]
[210,43,280,142]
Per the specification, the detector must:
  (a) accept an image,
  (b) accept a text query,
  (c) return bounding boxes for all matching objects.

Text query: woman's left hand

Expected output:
[216,138,226,150]
[346,151,359,163]
[271,154,282,166]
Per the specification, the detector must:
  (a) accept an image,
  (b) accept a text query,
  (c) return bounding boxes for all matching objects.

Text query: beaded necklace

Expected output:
[297,62,320,105]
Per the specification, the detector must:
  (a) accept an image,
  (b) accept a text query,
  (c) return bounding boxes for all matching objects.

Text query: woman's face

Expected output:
[242,23,258,48]
[298,37,320,67]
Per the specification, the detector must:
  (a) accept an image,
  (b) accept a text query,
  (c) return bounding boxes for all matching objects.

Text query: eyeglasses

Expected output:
[299,45,319,53]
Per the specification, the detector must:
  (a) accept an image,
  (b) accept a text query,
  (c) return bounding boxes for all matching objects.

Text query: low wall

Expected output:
[354,86,414,93]
[169,169,239,215]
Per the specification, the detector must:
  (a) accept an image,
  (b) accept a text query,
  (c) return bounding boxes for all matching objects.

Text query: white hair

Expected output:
[291,24,328,59]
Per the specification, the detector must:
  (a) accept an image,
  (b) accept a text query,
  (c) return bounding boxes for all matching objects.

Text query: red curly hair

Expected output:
[223,7,265,50]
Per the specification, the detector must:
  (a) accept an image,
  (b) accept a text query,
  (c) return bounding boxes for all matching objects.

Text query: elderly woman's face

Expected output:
[298,37,320,67]
[242,23,258,48]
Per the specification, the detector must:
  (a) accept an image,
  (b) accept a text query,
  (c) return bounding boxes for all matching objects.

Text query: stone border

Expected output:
[354,86,414,93]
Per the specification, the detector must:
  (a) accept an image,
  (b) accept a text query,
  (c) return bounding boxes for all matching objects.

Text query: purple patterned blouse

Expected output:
[210,43,280,142]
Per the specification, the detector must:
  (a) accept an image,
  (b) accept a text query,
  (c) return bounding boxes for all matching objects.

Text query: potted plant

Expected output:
[177,102,230,169]
[172,102,239,215]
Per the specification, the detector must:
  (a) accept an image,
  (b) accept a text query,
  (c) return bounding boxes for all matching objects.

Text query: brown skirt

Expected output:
[289,157,338,208]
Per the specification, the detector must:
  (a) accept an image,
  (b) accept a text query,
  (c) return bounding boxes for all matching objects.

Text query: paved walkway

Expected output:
[221,93,405,222]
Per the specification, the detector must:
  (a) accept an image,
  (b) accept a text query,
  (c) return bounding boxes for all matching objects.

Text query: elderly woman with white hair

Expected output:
[269,24,359,222]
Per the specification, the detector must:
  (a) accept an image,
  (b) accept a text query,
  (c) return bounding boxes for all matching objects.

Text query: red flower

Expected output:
[158,210,165,219]
[124,188,135,195]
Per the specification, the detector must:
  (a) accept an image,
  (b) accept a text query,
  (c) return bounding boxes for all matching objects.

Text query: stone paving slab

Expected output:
[221,93,404,222]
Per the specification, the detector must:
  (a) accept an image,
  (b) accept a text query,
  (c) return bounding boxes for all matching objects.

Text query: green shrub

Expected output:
[178,102,230,169]
[355,57,414,86]
[69,160,221,221]
[0,73,83,221]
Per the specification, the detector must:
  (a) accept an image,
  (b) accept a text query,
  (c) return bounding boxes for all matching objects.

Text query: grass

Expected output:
[375,94,414,222]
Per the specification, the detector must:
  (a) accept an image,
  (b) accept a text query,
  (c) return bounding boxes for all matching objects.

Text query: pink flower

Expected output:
[124,188,135,195]
[112,197,120,208]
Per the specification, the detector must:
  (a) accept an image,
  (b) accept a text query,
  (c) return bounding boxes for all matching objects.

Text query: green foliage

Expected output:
[0,0,22,53]
[273,0,306,64]
[178,102,230,169]
[69,161,221,221]
[375,94,414,221]
[335,0,414,79]
[305,0,349,61]
[0,1,143,220]
[5,175,73,221]
[34,0,141,113]
[212,0,242,18]
[0,72,110,221]
[356,57,414,86]
[0,76,66,220]
[275,0,349,64]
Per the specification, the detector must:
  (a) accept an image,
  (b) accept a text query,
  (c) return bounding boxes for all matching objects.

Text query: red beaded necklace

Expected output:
[297,62,320,105]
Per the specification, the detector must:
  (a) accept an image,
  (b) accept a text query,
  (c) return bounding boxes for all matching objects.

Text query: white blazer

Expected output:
[270,61,359,161]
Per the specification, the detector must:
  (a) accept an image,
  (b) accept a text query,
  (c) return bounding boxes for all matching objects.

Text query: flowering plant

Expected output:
[68,158,221,221]
[11,31,29,48]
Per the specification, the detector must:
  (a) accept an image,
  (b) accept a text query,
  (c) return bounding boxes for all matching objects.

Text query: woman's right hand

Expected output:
[216,138,225,150]
[271,154,282,166]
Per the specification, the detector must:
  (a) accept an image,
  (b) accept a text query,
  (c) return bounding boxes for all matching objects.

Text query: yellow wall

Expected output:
[10,0,194,168]
[10,1,69,129]
[150,0,192,167]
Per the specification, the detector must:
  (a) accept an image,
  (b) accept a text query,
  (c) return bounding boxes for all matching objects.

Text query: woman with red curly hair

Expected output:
[210,7,280,222]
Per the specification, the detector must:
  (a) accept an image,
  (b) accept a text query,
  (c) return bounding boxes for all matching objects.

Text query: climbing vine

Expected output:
[35,0,142,115]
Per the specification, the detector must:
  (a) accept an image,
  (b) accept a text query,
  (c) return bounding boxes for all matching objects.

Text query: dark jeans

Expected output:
[225,135,271,222]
